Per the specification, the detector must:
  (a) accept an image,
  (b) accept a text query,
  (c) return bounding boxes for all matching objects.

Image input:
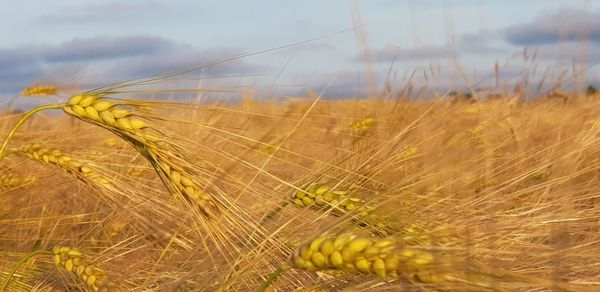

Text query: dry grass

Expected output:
[1,79,599,291]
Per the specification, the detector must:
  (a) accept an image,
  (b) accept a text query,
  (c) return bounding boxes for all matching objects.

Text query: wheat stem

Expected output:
[0,104,63,160]
[258,265,288,292]
[0,250,51,292]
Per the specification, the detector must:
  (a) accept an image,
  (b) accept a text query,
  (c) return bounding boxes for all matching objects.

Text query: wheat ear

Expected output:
[20,86,57,97]
[291,231,578,290]
[61,94,218,215]
[291,183,392,234]
[4,86,58,112]
[13,143,110,187]
[0,96,218,216]
[0,174,36,190]
[52,246,117,291]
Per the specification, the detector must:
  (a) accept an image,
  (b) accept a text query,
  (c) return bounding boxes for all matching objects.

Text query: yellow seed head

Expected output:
[20,85,57,96]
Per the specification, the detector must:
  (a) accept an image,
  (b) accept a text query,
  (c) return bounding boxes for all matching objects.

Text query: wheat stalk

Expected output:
[4,86,58,113]
[0,94,218,216]
[61,94,218,215]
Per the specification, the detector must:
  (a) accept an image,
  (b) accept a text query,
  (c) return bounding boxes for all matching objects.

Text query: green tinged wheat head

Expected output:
[62,94,218,215]
[15,143,110,186]
[52,246,116,291]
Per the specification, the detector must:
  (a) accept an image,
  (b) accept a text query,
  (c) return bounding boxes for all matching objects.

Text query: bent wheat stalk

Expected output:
[5,85,58,113]
[61,94,218,215]
[0,94,218,216]
[0,249,50,292]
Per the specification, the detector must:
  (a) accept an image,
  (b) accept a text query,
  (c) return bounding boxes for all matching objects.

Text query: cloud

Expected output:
[103,47,265,82]
[531,43,600,63]
[458,31,506,51]
[366,31,509,63]
[0,48,44,94]
[43,36,174,63]
[0,35,265,96]
[369,45,456,62]
[504,7,600,45]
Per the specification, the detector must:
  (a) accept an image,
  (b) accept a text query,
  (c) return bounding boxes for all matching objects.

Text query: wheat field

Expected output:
[0,71,599,292]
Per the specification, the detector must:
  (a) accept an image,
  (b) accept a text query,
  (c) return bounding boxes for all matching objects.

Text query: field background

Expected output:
[1,1,600,291]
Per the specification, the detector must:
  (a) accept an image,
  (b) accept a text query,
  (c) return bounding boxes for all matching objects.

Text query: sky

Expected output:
[1,0,599,99]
